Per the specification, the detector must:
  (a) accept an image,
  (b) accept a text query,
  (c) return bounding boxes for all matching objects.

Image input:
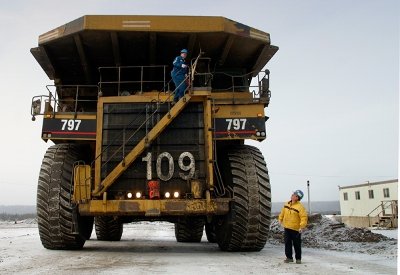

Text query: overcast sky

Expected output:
[0,0,398,205]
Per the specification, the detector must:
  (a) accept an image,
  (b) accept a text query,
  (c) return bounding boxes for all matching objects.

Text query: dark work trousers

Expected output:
[172,75,187,102]
[284,228,302,260]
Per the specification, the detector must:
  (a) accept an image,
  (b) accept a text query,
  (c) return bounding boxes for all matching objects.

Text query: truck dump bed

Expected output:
[31,15,278,85]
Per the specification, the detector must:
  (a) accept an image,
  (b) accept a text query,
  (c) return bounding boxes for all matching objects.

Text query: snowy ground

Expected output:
[270,214,398,258]
[0,220,397,275]
[371,229,398,240]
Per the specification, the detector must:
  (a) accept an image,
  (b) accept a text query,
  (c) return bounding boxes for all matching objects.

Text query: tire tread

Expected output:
[216,145,271,251]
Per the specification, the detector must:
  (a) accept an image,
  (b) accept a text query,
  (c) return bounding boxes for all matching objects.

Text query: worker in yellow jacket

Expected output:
[278,190,308,264]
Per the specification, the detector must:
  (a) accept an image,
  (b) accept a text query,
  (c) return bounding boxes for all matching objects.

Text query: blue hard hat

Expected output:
[293,190,304,200]
[180,49,188,53]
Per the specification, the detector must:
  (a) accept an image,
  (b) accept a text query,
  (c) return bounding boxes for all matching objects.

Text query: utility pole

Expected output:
[307,180,311,214]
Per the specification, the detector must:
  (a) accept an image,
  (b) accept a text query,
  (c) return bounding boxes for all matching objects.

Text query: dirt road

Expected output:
[0,222,396,274]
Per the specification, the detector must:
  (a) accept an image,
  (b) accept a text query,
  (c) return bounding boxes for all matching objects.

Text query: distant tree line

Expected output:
[0,212,36,221]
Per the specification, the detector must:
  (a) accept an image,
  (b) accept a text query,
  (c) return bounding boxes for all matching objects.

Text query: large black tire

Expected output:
[205,222,217,243]
[174,217,205,242]
[95,216,123,241]
[37,144,93,250]
[215,145,271,252]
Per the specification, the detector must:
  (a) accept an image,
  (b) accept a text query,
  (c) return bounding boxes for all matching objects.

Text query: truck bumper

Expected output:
[78,198,230,216]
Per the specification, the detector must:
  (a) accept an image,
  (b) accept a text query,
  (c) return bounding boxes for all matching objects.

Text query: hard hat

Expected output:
[293,190,304,200]
[180,49,188,53]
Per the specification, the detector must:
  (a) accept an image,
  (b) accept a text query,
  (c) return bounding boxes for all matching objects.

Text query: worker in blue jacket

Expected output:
[171,49,189,103]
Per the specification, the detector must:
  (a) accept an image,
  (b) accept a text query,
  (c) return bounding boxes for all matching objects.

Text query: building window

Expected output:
[383,188,390,198]
[343,192,348,201]
[355,191,360,200]
[368,190,374,199]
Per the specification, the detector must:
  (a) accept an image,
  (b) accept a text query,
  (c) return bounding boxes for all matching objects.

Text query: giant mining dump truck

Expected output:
[30,15,278,252]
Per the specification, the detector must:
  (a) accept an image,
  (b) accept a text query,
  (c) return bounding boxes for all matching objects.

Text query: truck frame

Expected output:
[31,15,278,251]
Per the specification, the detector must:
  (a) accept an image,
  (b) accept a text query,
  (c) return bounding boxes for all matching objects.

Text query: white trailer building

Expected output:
[338,179,398,228]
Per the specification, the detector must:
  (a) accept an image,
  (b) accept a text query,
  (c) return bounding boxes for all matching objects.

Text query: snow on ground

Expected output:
[0,218,397,275]
[270,214,398,258]
[371,229,398,240]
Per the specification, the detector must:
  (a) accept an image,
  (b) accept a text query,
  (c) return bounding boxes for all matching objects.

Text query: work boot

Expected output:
[296,260,301,264]
[284,258,293,263]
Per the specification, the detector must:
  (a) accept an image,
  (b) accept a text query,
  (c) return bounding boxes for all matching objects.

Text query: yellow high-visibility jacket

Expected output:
[278,201,308,232]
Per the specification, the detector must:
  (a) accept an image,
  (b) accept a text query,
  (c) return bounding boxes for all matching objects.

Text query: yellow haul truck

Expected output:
[31,15,278,251]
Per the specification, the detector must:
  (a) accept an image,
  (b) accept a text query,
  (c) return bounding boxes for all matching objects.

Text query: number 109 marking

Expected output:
[142,152,195,181]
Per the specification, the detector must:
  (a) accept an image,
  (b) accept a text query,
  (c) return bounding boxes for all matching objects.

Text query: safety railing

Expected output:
[32,63,272,121]
[93,53,205,175]
[211,97,226,197]
[92,73,191,178]
[367,200,398,227]
[210,70,271,104]
[98,65,169,96]
[188,57,271,104]
[30,85,99,120]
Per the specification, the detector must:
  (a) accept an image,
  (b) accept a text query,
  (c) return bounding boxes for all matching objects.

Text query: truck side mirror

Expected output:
[31,98,42,116]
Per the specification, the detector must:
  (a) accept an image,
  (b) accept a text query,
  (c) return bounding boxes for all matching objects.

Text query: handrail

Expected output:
[46,85,99,118]
[32,63,271,121]
[367,201,389,217]
[205,69,270,104]
[93,66,193,175]
[98,65,168,96]
[31,85,99,120]
[367,200,398,227]
[367,200,396,217]
[93,53,207,190]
